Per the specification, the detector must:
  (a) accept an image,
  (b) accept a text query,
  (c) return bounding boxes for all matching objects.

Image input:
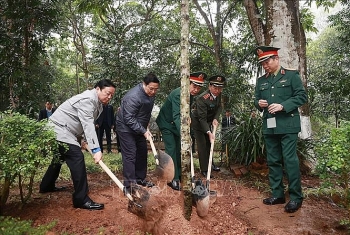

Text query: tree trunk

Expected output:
[180,0,192,221]
[244,0,312,139]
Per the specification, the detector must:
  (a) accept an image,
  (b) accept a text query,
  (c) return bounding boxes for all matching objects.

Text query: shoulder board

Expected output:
[283,67,297,71]
[202,93,210,99]
[258,73,269,79]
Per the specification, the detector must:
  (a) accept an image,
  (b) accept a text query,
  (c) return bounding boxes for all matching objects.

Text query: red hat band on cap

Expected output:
[190,75,204,84]
[257,49,278,61]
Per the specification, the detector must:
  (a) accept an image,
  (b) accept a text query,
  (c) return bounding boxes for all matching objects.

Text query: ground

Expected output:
[2,156,349,235]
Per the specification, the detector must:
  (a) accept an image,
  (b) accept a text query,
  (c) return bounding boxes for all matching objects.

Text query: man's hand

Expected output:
[93,151,102,164]
[258,99,269,108]
[268,103,283,114]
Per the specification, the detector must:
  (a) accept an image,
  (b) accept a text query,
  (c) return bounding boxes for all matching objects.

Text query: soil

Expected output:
[2,154,349,235]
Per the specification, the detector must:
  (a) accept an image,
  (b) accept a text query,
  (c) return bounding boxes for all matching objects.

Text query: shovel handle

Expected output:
[190,150,195,189]
[98,160,134,202]
[147,132,160,165]
[86,147,134,202]
[207,125,217,181]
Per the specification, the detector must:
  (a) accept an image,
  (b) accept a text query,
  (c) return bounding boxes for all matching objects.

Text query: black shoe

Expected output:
[284,200,302,213]
[75,201,104,210]
[39,186,67,193]
[123,186,131,196]
[263,197,286,205]
[136,179,155,187]
[212,164,220,171]
[167,180,181,191]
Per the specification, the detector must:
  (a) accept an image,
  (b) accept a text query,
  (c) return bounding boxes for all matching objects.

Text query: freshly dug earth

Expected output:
[2,163,349,235]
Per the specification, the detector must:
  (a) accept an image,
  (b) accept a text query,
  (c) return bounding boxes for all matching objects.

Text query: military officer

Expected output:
[191,75,225,177]
[156,72,206,190]
[253,46,308,213]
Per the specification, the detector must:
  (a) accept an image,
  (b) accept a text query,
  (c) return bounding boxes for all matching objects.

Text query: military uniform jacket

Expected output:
[191,90,222,133]
[156,87,181,136]
[254,67,307,134]
[49,89,103,149]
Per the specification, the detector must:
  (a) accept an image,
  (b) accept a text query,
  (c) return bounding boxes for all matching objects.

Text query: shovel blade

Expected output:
[154,150,174,182]
[127,184,150,217]
[192,178,210,217]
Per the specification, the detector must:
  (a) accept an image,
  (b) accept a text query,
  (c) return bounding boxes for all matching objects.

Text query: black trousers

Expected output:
[40,143,90,206]
[117,131,148,188]
[97,124,112,152]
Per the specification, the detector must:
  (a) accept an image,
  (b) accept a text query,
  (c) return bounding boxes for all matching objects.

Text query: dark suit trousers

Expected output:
[97,124,112,152]
[118,131,148,188]
[40,143,90,206]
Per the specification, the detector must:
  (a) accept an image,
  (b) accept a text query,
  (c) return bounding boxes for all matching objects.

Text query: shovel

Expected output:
[191,146,209,217]
[86,146,147,210]
[147,134,174,182]
[194,125,218,217]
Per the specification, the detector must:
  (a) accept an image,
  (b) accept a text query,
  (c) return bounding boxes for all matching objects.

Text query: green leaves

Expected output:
[0,111,59,208]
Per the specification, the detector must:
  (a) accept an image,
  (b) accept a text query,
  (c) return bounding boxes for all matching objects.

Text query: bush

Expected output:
[0,111,59,213]
[224,110,265,165]
[0,216,56,235]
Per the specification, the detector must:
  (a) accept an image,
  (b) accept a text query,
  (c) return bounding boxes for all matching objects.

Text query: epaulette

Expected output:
[283,68,297,71]
[203,93,210,99]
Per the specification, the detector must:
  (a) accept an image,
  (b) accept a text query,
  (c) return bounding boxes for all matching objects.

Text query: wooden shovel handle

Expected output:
[207,125,217,181]
[147,133,160,165]
[86,147,134,201]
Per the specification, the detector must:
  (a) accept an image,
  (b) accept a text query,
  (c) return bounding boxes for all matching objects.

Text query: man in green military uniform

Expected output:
[156,72,206,190]
[191,75,225,178]
[254,46,308,213]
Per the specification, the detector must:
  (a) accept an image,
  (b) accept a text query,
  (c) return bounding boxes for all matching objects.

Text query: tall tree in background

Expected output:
[0,0,59,115]
[179,0,192,221]
[243,0,312,138]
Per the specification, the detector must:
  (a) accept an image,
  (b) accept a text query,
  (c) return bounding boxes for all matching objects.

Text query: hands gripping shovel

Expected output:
[191,125,218,217]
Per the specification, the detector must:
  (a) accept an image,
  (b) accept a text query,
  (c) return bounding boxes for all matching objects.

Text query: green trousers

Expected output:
[264,133,303,203]
[160,128,181,181]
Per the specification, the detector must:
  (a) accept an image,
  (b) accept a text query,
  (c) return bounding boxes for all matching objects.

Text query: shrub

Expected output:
[0,111,59,213]
[0,216,56,235]
[224,110,265,166]
[315,121,350,209]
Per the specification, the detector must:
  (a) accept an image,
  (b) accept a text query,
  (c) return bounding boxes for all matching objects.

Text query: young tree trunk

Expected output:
[180,0,192,221]
[244,0,312,139]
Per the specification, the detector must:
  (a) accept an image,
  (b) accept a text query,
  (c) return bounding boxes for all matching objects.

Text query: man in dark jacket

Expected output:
[116,72,159,193]
[38,101,56,121]
[191,75,225,177]
[95,104,114,153]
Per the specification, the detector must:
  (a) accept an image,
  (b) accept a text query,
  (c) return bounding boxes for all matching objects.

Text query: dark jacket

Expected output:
[38,108,56,121]
[95,104,114,128]
[191,89,222,133]
[116,83,155,135]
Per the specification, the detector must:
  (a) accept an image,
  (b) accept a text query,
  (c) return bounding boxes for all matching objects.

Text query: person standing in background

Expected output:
[38,101,56,121]
[95,104,114,153]
[254,46,307,213]
[156,72,206,190]
[191,75,225,177]
[221,109,235,155]
[116,72,159,194]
